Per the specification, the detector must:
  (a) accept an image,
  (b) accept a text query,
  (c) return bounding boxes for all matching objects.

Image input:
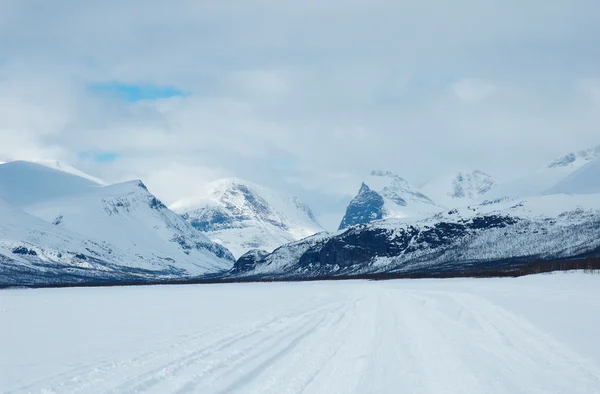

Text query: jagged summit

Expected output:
[173,178,323,258]
[338,183,385,230]
[368,170,434,206]
[338,171,440,230]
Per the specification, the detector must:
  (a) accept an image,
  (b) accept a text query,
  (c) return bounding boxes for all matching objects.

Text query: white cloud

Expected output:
[1,0,600,228]
[452,79,497,102]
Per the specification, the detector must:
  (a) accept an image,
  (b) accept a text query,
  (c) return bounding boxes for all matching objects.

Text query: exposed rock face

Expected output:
[338,183,385,230]
[234,249,270,273]
[338,171,441,231]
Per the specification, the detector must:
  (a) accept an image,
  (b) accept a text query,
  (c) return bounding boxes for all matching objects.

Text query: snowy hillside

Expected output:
[0,161,102,207]
[171,178,324,258]
[421,170,497,207]
[32,159,107,185]
[338,170,441,230]
[0,162,234,286]
[233,193,600,279]
[488,146,600,199]
[547,157,600,195]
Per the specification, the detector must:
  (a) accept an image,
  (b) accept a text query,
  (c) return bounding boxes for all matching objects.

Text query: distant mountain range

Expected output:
[338,170,496,231]
[231,193,600,279]
[229,146,600,279]
[1,145,600,286]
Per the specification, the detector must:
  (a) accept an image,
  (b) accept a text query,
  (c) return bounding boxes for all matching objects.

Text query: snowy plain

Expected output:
[2,273,600,394]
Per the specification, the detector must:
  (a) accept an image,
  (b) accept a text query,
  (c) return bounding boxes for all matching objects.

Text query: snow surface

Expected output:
[172,178,323,258]
[30,160,107,185]
[2,273,600,393]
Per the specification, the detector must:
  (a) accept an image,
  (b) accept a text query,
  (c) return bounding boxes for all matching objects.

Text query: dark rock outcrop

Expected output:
[338,183,385,230]
[234,249,270,273]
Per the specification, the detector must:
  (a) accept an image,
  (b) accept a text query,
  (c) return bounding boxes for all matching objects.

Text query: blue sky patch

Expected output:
[79,151,119,163]
[88,82,187,102]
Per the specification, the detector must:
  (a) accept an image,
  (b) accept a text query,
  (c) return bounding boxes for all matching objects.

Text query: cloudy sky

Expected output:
[1,0,599,229]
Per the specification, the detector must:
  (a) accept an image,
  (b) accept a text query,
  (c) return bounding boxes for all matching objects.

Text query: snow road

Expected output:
[2,274,600,393]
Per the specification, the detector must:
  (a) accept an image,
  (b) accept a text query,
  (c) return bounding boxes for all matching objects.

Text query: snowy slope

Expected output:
[547,157,600,195]
[338,170,441,230]
[33,159,107,185]
[171,178,323,258]
[488,146,600,199]
[0,197,180,285]
[0,161,102,207]
[421,170,497,207]
[0,162,234,286]
[235,193,600,278]
[3,275,600,394]
[26,180,233,268]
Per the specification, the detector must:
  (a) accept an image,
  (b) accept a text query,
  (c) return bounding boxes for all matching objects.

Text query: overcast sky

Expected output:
[1,0,599,229]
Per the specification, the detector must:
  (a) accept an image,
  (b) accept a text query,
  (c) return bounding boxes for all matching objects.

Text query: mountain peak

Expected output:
[0,160,102,207]
[175,178,323,258]
[546,146,600,169]
[338,172,440,230]
[358,182,371,192]
[366,170,434,206]
[338,182,385,230]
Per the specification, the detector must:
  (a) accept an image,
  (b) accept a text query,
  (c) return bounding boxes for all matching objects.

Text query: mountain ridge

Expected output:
[172,178,324,258]
[0,161,234,286]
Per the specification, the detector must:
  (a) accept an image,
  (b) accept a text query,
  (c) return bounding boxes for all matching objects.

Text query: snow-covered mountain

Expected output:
[232,193,600,279]
[171,178,324,258]
[488,146,600,199]
[338,170,441,230]
[0,161,234,286]
[32,159,107,185]
[547,157,600,195]
[421,170,497,207]
[0,160,103,207]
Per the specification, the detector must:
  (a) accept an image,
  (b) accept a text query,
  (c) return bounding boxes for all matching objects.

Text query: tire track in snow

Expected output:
[5,280,600,394]
[380,289,600,394]
[216,294,363,394]
[9,300,342,394]
[106,301,346,394]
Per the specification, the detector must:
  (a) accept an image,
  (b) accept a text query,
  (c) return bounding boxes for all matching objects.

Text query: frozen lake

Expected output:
[2,273,600,393]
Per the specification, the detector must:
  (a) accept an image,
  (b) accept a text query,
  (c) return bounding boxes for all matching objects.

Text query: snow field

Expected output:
[1,273,600,393]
